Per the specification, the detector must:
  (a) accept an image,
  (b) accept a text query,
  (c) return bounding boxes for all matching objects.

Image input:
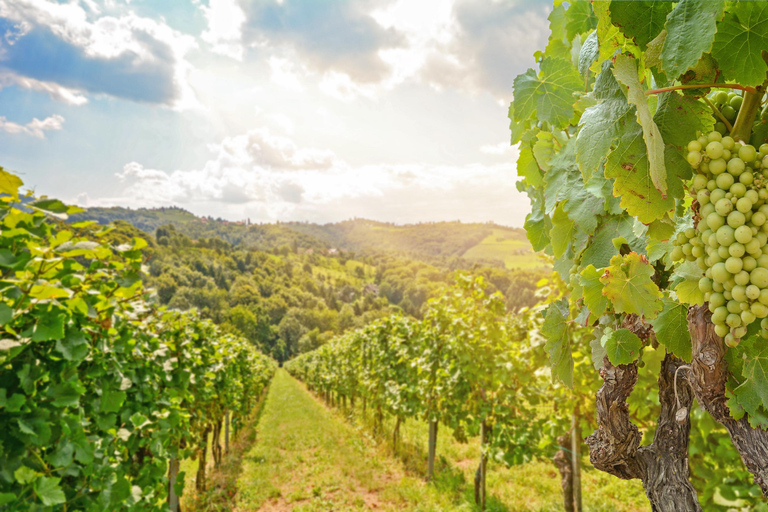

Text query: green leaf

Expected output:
[55,330,89,361]
[35,477,66,506]
[605,123,674,223]
[14,466,40,484]
[734,343,768,422]
[102,390,127,414]
[581,219,620,270]
[550,202,574,259]
[612,54,666,197]
[49,381,83,408]
[600,253,663,318]
[591,328,608,370]
[541,300,573,387]
[578,31,599,78]
[651,298,692,362]
[30,199,69,214]
[0,493,15,505]
[712,2,768,87]
[661,0,724,80]
[0,303,12,325]
[29,285,71,300]
[576,61,633,181]
[0,168,23,198]
[563,178,606,235]
[508,103,524,145]
[654,91,715,152]
[517,145,543,187]
[609,1,672,49]
[130,412,149,429]
[601,328,642,365]
[513,58,582,128]
[580,265,608,318]
[672,260,706,306]
[32,311,66,342]
[564,0,597,41]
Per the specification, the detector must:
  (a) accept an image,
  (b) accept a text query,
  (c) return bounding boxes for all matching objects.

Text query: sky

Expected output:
[0,0,551,226]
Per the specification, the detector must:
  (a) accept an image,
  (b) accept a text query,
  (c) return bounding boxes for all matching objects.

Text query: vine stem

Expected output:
[703,97,733,132]
[645,83,757,96]
[674,364,692,411]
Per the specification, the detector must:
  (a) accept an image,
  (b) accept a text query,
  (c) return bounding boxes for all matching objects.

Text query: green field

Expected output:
[461,229,547,269]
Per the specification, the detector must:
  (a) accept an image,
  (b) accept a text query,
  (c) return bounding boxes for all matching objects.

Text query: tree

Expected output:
[510,1,768,509]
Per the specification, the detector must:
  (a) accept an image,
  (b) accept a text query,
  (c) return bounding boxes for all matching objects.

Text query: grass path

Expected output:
[227,369,649,511]
[234,369,459,511]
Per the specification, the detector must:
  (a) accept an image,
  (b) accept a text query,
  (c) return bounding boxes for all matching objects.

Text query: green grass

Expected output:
[189,371,650,511]
[235,369,463,511]
[461,229,548,270]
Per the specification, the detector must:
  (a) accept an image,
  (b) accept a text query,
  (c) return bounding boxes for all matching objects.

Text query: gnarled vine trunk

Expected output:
[586,353,701,511]
[687,305,768,496]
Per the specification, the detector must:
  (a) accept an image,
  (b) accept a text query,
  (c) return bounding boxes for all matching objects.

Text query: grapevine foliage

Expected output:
[0,168,276,510]
[509,0,768,425]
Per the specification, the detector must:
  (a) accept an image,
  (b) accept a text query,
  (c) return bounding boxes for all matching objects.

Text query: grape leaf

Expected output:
[101,390,127,414]
[605,123,675,223]
[564,0,597,41]
[542,300,573,387]
[601,328,642,365]
[576,61,634,181]
[578,31,599,78]
[508,104,524,145]
[550,202,575,259]
[600,252,663,318]
[672,260,705,306]
[524,189,552,252]
[580,265,608,317]
[34,477,66,506]
[650,298,692,362]
[32,311,66,342]
[654,91,715,151]
[512,58,582,129]
[581,218,621,270]
[591,329,608,370]
[712,2,768,87]
[533,132,555,173]
[612,54,666,198]
[563,182,605,235]
[734,343,768,422]
[610,0,672,49]
[661,0,724,80]
[0,168,22,198]
[517,145,543,187]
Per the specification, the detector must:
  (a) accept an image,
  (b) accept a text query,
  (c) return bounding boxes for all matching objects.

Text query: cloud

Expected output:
[241,0,403,82]
[419,0,551,99]
[0,71,88,105]
[0,113,63,138]
[200,0,246,61]
[0,0,198,107]
[268,56,303,91]
[99,127,528,226]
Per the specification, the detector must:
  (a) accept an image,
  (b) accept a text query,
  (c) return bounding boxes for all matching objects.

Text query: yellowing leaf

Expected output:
[600,252,662,318]
[612,54,666,197]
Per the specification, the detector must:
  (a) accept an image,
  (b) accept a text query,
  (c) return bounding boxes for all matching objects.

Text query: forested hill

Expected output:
[70,207,540,269]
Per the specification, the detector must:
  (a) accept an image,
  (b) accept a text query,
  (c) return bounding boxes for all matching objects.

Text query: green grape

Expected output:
[732,284,747,301]
[729,243,745,258]
[692,245,704,258]
[736,197,753,214]
[747,284,761,300]
[760,289,768,305]
[688,151,702,167]
[727,211,746,228]
[715,323,730,337]
[760,143,768,154]
[722,149,732,161]
[726,313,742,328]
[740,145,757,163]
[710,291,726,308]
[740,172,755,186]
[735,225,753,243]
[723,136,736,150]
[727,299,741,313]
[724,289,733,300]
[688,140,703,152]
[726,257,744,274]
[693,174,709,190]
[730,95,744,110]
[723,106,737,122]
[699,276,713,293]
[743,256,757,272]
[684,228,696,239]
[713,281,725,292]
[715,198,734,216]
[719,245,731,259]
[671,246,684,261]
[752,302,768,318]
[712,262,731,283]
[742,310,756,325]
[709,131,723,142]
[707,212,725,231]
[751,267,768,287]
[728,158,746,175]
[731,183,747,197]
[710,158,727,175]
[725,333,740,348]
[706,141,724,159]
[715,122,727,135]
[682,243,693,256]
[716,225,736,245]
[715,91,729,104]
[746,238,762,255]
[712,305,728,323]
[735,270,751,286]
[716,173,735,190]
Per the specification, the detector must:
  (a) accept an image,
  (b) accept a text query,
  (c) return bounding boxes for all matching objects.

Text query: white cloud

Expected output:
[0,113,64,138]
[200,0,246,61]
[268,56,304,91]
[98,127,528,225]
[318,71,378,102]
[0,0,199,108]
[0,72,88,105]
[480,141,513,155]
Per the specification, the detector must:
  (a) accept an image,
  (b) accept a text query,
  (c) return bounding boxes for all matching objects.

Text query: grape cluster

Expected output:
[708,90,743,136]
[673,130,768,347]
